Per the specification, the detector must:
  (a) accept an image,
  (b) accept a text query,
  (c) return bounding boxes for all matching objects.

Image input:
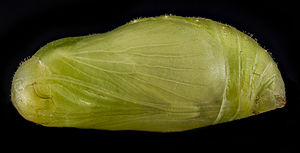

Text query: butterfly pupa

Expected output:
[11,15,286,132]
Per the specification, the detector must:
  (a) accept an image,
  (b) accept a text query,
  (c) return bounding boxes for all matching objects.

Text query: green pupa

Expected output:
[11,15,286,132]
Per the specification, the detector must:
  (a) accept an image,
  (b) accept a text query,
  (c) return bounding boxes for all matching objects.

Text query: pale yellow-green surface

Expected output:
[11,15,286,132]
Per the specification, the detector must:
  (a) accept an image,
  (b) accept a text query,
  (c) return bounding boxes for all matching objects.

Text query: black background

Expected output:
[1,0,299,152]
